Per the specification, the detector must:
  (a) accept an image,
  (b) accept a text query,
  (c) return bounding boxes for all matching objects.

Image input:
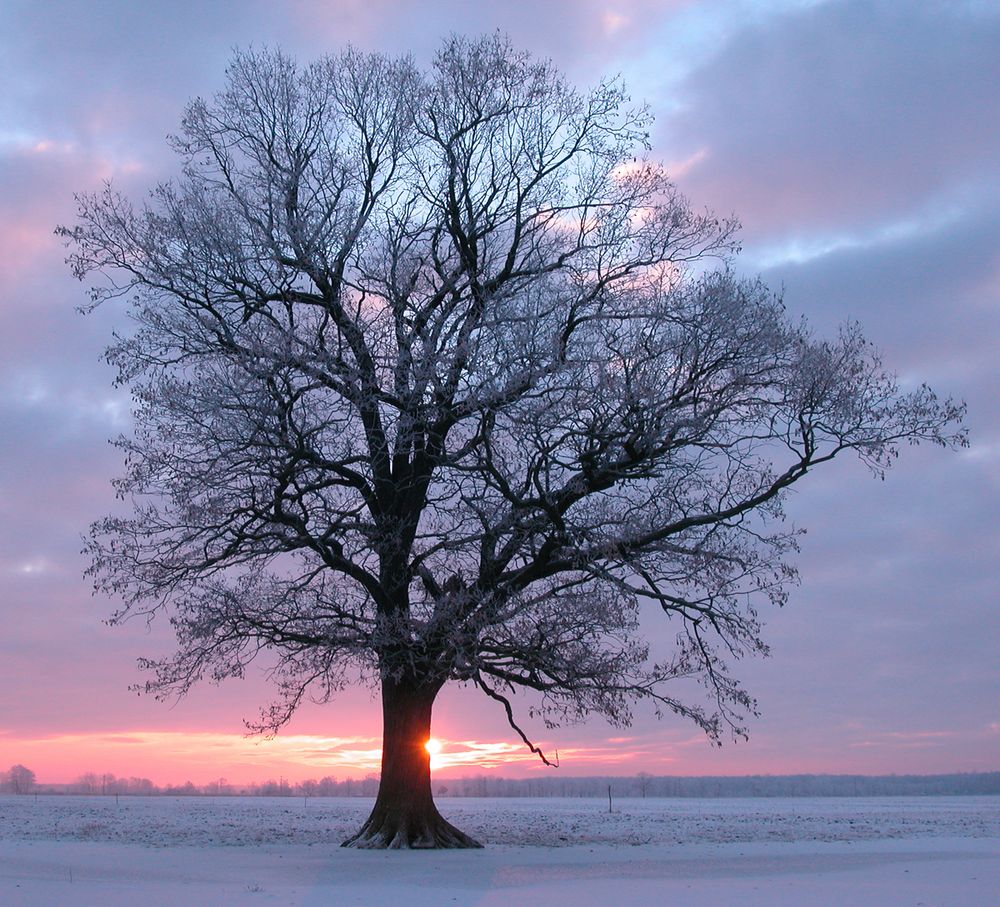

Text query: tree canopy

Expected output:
[61,35,965,847]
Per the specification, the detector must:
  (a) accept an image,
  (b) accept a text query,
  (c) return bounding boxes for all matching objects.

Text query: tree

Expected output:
[60,35,965,848]
[636,771,652,798]
[76,772,99,794]
[6,764,36,794]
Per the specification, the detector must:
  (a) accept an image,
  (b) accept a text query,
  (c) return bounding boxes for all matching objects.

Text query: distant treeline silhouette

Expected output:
[8,770,998,798]
[434,772,1000,798]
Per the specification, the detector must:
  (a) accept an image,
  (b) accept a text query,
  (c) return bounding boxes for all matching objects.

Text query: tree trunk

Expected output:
[342,676,482,848]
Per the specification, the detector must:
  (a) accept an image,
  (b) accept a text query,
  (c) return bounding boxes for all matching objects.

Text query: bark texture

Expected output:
[342,679,482,848]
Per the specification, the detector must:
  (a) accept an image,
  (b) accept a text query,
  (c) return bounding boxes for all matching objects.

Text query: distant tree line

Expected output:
[72,773,158,795]
[433,772,1000,799]
[6,768,998,798]
[47,772,382,797]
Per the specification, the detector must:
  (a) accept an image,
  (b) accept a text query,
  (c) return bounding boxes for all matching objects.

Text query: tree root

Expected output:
[342,808,483,849]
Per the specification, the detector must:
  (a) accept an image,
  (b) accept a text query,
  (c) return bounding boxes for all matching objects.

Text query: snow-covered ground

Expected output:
[1,795,997,905]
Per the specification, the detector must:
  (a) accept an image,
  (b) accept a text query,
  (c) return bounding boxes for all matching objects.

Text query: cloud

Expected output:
[750,190,1000,437]
[284,0,691,73]
[659,0,1000,240]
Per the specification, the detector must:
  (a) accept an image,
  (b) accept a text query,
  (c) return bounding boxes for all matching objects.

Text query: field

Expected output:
[1,795,997,905]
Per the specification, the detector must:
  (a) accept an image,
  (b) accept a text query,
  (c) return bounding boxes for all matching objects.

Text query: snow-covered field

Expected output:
[1,795,997,905]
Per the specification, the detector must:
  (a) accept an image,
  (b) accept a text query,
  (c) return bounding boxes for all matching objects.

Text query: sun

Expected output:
[424,738,442,756]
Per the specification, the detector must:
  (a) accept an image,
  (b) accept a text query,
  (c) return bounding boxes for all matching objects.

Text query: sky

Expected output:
[1,0,998,786]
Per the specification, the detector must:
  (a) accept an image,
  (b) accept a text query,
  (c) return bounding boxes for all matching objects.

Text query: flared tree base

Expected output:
[342,801,483,849]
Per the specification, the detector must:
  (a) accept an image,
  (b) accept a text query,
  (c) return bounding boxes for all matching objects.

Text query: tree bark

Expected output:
[342,676,482,848]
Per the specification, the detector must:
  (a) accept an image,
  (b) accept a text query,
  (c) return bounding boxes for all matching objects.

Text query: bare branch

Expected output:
[64,36,965,784]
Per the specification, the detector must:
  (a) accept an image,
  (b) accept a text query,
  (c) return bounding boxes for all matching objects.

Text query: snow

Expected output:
[1,795,997,905]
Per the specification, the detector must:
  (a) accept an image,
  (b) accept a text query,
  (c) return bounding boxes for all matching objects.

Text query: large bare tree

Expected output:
[62,35,964,848]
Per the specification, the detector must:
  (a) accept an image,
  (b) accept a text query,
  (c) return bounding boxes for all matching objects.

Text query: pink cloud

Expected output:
[285,0,691,74]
